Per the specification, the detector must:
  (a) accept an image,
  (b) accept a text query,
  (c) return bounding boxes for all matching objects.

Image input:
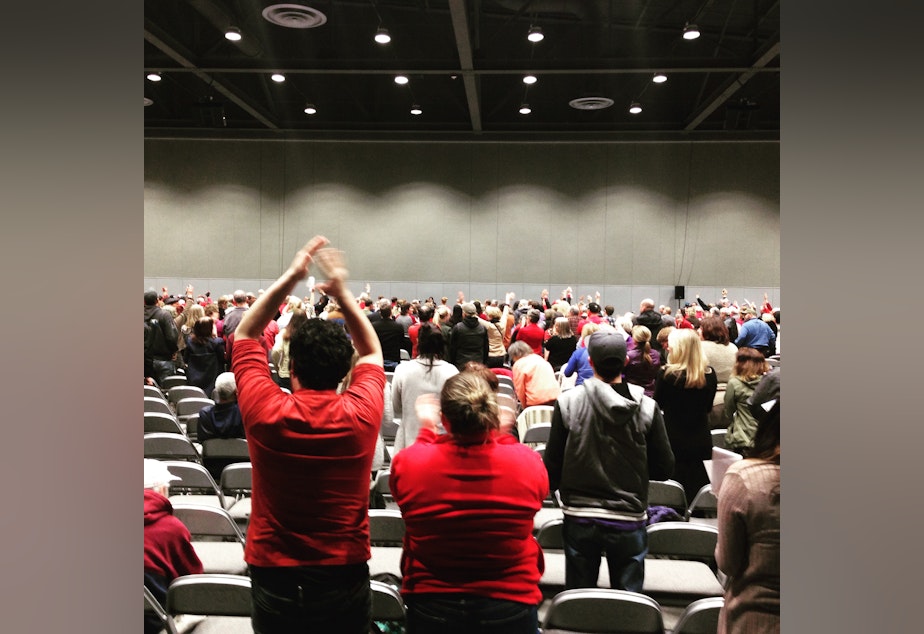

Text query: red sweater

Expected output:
[389,429,549,604]
[232,338,386,567]
[144,489,203,580]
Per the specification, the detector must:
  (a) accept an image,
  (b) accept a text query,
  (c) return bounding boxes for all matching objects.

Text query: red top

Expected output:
[389,429,549,604]
[514,323,546,355]
[232,338,386,567]
[144,489,203,580]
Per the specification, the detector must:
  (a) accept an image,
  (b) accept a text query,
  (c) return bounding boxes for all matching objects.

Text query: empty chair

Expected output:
[162,460,227,509]
[672,596,724,634]
[643,522,724,607]
[542,588,664,634]
[145,384,168,401]
[535,517,564,550]
[160,375,188,390]
[496,374,514,390]
[380,417,399,444]
[167,385,207,406]
[145,396,175,416]
[647,522,719,566]
[145,584,178,634]
[521,422,551,447]
[201,437,250,481]
[711,429,727,450]
[515,404,554,441]
[370,469,394,507]
[496,392,519,416]
[145,412,185,435]
[144,433,201,462]
[368,508,405,546]
[648,479,688,515]
[172,503,247,575]
[686,484,719,527]
[175,396,215,418]
[165,573,252,633]
[220,462,252,527]
[178,413,199,441]
[371,579,406,624]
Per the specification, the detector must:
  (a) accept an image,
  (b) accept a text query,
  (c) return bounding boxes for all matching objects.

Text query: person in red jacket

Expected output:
[143,459,203,634]
[389,371,549,634]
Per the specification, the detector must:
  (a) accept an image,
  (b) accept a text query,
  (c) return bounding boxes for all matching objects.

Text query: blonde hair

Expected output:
[553,317,573,338]
[631,325,653,365]
[579,321,601,345]
[440,372,499,437]
[181,303,205,331]
[664,328,709,388]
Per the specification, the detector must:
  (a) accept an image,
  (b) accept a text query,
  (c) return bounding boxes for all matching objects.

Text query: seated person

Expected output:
[197,372,245,442]
[144,459,203,634]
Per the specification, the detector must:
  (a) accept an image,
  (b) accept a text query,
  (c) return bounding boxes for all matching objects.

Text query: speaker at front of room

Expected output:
[674,285,685,299]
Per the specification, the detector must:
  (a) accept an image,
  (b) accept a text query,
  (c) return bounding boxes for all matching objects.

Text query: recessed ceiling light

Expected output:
[629,102,642,114]
[523,75,538,85]
[683,24,701,40]
[653,72,668,84]
[304,103,317,115]
[144,97,154,107]
[374,28,391,44]
[519,104,531,115]
[394,74,409,85]
[527,26,544,43]
[225,26,242,41]
[271,73,286,83]
[410,105,422,115]
[146,72,162,82]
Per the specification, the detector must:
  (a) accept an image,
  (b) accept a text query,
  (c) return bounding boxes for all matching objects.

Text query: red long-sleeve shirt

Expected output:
[390,429,549,604]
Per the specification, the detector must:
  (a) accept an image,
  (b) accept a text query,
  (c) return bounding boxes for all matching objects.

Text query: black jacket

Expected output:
[544,379,674,522]
[449,315,488,370]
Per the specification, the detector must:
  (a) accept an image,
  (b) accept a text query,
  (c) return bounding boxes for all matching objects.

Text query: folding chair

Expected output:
[542,588,664,634]
[711,429,727,450]
[648,479,688,515]
[380,418,399,444]
[163,460,228,509]
[145,384,168,401]
[176,397,215,418]
[644,522,724,607]
[167,385,207,406]
[515,404,554,441]
[172,503,247,575]
[145,412,185,435]
[521,422,551,448]
[672,596,724,634]
[686,484,719,527]
[535,517,564,550]
[370,469,394,507]
[145,584,179,634]
[201,437,250,482]
[368,509,405,547]
[144,433,201,462]
[160,375,188,390]
[371,579,406,625]
[165,573,252,633]
[145,396,175,416]
[220,462,252,528]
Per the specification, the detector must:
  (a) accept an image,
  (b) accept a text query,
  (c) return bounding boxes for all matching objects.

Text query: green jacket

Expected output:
[724,375,763,452]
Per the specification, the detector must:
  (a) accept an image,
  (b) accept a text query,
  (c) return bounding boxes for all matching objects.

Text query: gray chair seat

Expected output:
[190,542,247,575]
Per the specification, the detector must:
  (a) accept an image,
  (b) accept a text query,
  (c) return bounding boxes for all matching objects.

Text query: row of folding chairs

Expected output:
[145,574,405,634]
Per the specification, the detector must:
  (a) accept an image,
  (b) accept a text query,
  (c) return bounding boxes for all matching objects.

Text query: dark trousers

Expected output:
[405,593,538,634]
[249,563,371,634]
[562,516,648,593]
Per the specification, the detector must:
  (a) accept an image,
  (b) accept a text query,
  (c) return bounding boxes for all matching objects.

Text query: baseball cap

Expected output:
[587,330,628,377]
[461,302,477,316]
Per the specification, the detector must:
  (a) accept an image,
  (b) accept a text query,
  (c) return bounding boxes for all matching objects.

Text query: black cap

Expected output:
[587,331,627,377]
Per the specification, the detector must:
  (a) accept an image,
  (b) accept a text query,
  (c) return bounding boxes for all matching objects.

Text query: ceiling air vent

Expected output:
[568,97,614,111]
[262,4,328,29]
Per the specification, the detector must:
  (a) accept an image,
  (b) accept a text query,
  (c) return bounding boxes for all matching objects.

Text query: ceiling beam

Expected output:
[144,21,278,130]
[146,66,779,77]
[684,41,780,131]
[448,0,482,132]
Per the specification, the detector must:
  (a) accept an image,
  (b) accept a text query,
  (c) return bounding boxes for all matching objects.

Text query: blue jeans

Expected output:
[249,563,371,634]
[405,594,539,634]
[562,516,647,592]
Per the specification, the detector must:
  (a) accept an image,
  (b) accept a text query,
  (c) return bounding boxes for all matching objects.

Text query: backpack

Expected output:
[144,317,164,356]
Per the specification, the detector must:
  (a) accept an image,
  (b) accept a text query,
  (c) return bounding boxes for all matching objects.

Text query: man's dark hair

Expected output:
[288,319,355,390]
[144,290,158,306]
[417,305,434,323]
[417,322,446,360]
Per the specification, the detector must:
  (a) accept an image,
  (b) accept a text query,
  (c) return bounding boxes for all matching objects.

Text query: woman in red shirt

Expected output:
[389,372,549,634]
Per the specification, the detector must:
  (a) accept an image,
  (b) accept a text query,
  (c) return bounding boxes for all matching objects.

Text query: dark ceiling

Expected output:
[144,0,780,142]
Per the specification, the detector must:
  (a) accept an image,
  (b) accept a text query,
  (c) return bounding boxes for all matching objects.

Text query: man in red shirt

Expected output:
[232,235,385,633]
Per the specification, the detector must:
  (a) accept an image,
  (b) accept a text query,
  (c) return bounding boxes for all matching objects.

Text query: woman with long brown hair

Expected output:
[182,316,225,398]
[723,347,771,453]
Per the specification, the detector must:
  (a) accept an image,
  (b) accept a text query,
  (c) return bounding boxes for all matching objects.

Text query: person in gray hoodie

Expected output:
[543,330,674,592]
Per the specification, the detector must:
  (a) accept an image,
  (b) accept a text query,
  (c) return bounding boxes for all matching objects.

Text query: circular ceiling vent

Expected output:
[569,97,614,111]
[262,4,328,29]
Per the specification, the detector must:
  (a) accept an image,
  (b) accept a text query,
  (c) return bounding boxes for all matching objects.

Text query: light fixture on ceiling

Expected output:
[629,102,642,114]
[394,74,409,85]
[225,26,242,41]
[410,105,422,115]
[523,74,538,85]
[144,97,154,107]
[527,26,544,43]
[683,23,701,40]
[146,71,162,82]
[374,28,391,44]
[519,104,531,115]
[652,72,668,84]
[304,103,317,115]
[271,73,286,83]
